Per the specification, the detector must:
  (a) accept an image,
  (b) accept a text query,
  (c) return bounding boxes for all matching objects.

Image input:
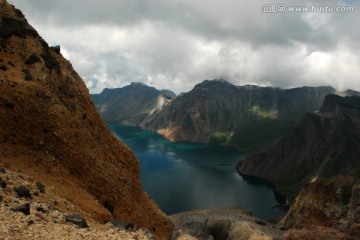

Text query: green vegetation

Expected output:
[250,105,278,118]
[209,131,231,144]
[229,117,302,153]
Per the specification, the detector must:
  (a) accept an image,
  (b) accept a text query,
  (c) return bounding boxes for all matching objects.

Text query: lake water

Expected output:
[108,123,285,220]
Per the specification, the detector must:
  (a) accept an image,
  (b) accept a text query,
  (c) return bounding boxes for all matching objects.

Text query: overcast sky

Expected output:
[8,0,360,94]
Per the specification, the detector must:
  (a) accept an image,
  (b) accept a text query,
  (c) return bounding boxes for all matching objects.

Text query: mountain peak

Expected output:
[193,79,235,91]
[130,81,147,86]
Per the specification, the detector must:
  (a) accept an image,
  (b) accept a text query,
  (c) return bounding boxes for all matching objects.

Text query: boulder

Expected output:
[0,178,6,188]
[65,214,88,228]
[13,185,31,198]
[11,202,30,215]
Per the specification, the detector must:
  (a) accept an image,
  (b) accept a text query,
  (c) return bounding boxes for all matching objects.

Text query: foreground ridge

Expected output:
[0,1,173,239]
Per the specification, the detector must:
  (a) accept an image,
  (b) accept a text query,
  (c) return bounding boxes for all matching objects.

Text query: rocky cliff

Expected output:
[237,94,360,199]
[279,175,360,239]
[92,82,175,125]
[0,1,173,239]
[142,80,334,149]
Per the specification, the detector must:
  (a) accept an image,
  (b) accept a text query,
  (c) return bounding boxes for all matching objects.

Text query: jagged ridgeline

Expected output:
[93,79,335,153]
[0,1,173,239]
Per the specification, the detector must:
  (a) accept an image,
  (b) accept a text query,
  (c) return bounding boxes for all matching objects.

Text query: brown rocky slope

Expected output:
[0,167,153,239]
[278,175,360,239]
[0,1,173,239]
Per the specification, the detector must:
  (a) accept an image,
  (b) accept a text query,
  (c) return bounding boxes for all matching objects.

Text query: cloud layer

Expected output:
[9,0,360,93]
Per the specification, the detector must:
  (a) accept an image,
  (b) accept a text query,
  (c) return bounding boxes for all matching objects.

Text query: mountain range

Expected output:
[93,81,360,201]
[93,80,338,153]
[2,0,360,238]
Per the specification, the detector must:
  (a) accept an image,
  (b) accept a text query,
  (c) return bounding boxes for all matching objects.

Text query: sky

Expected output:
[8,0,360,94]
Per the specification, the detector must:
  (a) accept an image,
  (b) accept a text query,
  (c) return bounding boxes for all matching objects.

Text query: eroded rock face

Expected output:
[0,1,173,238]
[279,176,360,239]
[237,94,360,199]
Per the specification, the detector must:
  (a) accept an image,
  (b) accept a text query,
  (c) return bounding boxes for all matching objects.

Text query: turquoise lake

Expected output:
[108,123,285,220]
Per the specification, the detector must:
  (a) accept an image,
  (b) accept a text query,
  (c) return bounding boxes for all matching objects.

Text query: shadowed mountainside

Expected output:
[0,1,173,239]
[237,94,360,200]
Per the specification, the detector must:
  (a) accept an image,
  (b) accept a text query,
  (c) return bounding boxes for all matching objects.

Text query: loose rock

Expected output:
[13,185,31,198]
[35,182,45,193]
[104,219,138,231]
[65,214,88,228]
[0,178,6,188]
[11,202,30,215]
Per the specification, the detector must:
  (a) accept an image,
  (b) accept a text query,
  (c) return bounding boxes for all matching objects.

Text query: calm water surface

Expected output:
[108,123,284,219]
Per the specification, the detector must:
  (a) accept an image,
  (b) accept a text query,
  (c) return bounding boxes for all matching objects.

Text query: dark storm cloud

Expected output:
[8,0,360,93]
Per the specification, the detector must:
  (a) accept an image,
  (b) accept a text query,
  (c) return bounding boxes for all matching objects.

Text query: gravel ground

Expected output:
[0,168,152,240]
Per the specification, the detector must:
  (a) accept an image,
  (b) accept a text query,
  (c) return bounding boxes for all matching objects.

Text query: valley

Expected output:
[1,0,360,239]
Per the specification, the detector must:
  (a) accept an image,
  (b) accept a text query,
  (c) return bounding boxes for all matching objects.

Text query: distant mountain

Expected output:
[237,94,360,199]
[94,80,337,152]
[343,89,360,97]
[92,82,176,125]
[142,80,335,151]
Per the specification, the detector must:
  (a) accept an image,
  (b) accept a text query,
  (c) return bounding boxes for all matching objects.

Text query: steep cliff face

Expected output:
[278,175,360,239]
[0,1,173,239]
[92,82,175,125]
[142,80,334,145]
[237,94,360,199]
